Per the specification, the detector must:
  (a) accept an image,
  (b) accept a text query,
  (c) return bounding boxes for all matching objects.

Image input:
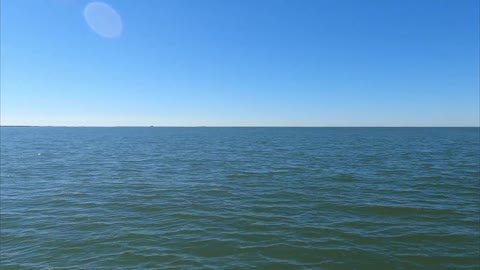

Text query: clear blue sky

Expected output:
[1,0,479,126]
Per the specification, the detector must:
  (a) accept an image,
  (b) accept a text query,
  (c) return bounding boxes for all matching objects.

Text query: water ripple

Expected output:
[1,127,479,269]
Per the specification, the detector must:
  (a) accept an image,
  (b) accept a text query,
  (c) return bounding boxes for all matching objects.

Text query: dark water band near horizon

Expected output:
[1,127,479,269]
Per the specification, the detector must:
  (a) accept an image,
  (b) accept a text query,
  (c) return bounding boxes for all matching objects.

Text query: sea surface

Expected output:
[1,127,479,269]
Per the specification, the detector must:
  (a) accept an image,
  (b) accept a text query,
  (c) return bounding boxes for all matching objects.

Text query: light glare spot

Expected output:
[83,2,122,38]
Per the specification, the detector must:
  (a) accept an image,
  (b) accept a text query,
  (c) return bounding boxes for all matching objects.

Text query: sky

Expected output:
[1,0,479,126]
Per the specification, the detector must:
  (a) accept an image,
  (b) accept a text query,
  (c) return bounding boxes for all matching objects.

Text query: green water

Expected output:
[1,127,479,269]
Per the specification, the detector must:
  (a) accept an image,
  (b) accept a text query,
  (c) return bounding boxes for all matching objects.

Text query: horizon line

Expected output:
[1,125,479,128]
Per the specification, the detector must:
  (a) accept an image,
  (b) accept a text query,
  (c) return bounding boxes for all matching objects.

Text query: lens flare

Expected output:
[83,2,122,38]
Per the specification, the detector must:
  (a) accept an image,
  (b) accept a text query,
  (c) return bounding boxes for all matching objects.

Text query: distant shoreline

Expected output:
[1,126,479,128]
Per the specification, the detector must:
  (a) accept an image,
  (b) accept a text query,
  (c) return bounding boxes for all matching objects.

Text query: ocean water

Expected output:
[1,127,479,269]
